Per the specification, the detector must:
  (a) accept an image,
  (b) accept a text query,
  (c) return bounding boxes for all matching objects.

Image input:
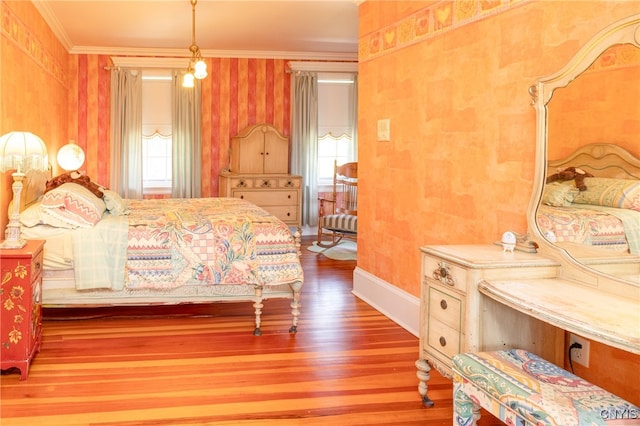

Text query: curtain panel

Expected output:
[171,71,202,198]
[110,69,143,198]
[291,72,319,227]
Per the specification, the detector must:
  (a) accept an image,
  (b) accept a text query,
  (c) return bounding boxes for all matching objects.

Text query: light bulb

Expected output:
[183,72,195,88]
[194,60,208,79]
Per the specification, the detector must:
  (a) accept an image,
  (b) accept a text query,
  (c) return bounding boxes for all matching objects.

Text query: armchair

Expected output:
[317,161,357,248]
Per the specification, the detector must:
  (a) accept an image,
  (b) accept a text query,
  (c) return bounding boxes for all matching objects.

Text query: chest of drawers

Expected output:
[219,172,302,230]
[1,240,45,380]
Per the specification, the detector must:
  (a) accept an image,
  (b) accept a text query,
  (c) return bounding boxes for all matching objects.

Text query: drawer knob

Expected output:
[240,195,244,199]
[237,180,247,187]
[440,299,447,310]
[432,262,455,286]
[439,336,447,347]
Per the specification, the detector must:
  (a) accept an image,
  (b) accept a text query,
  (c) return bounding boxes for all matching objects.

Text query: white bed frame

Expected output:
[546,143,640,180]
[21,170,303,336]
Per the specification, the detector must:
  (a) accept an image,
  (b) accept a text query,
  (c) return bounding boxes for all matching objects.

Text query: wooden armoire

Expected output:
[219,124,302,230]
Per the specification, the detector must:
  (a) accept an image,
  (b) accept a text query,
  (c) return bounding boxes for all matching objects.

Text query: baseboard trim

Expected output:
[352,266,420,337]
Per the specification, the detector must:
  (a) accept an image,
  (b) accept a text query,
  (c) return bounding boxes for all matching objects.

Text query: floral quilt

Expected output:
[123,198,302,289]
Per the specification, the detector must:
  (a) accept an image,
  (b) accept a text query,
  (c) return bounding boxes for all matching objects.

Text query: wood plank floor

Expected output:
[1,237,501,425]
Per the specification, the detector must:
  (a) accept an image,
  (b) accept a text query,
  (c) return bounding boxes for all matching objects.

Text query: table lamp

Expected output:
[0,131,49,249]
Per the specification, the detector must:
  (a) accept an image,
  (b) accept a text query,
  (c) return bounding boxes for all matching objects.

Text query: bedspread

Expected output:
[72,198,303,290]
[536,204,639,254]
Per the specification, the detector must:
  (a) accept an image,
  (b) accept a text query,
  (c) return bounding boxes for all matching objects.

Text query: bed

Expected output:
[18,170,304,335]
[536,143,640,256]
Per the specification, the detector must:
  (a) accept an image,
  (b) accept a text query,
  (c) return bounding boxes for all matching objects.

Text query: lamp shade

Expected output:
[183,72,195,88]
[194,59,208,79]
[57,143,85,170]
[0,131,49,173]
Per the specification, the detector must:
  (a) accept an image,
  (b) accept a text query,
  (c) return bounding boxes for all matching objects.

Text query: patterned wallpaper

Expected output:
[359,0,528,62]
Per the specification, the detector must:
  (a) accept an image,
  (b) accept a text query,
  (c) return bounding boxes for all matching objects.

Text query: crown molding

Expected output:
[32,0,73,51]
[288,62,358,72]
[72,46,357,61]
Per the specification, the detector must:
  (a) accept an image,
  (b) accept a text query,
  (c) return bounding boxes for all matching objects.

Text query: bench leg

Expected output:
[453,380,481,426]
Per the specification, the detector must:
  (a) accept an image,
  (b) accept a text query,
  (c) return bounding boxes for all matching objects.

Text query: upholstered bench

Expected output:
[452,349,639,426]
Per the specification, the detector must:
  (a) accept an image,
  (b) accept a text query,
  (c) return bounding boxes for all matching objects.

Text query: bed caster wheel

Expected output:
[289,325,297,334]
[253,328,262,336]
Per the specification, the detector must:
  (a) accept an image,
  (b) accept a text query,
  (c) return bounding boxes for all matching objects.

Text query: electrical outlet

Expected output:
[569,333,590,367]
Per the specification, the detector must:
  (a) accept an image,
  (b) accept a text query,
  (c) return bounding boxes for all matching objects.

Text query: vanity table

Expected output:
[416,244,640,407]
[417,13,640,408]
[416,244,564,407]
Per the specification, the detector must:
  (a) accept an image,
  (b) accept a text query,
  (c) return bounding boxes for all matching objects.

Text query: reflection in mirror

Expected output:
[528,14,640,287]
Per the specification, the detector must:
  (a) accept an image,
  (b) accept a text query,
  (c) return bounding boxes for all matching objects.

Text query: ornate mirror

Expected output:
[528,14,640,289]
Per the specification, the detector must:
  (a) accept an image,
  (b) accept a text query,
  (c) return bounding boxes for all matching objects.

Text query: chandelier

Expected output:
[183,0,207,88]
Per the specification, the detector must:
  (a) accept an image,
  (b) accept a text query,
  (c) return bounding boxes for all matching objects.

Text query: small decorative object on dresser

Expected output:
[219,124,302,233]
[0,240,45,380]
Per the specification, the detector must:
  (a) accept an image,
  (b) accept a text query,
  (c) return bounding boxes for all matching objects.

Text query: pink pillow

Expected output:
[41,183,106,228]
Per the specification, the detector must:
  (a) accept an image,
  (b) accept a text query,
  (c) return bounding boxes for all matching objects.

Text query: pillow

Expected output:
[541,182,579,207]
[41,183,107,227]
[20,202,76,229]
[103,189,130,216]
[572,177,640,211]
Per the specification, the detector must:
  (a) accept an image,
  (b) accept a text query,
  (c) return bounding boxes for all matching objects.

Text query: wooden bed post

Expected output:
[252,287,264,336]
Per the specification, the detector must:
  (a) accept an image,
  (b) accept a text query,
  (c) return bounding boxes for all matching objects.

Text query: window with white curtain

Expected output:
[141,70,172,194]
[317,73,356,188]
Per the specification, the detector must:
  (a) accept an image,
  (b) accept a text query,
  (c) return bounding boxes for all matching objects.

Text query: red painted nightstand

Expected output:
[1,240,45,380]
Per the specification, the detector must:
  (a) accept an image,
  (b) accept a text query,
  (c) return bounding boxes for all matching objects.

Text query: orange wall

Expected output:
[68,56,291,196]
[0,0,69,232]
[357,0,639,404]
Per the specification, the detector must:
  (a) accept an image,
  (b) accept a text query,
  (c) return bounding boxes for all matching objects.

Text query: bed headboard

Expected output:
[547,143,640,180]
[20,168,51,211]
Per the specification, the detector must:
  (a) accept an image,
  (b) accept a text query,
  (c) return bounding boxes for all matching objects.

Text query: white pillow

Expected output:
[20,202,77,229]
[103,189,130,216]
[41,183,106,228]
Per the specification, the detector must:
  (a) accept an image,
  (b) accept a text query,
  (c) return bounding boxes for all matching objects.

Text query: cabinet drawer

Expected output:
[262,206,299,223]
[423,256,467,293]
[428,286,462,331]
[32,249,44,281]
[235,190,298,206]
[278,178,301,188]
[228,177,254,189]
[427,318,461,359]
[254,178,278,189]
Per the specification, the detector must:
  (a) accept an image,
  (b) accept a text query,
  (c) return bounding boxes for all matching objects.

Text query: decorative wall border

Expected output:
[359,0,530,63]
[1,2,66,86]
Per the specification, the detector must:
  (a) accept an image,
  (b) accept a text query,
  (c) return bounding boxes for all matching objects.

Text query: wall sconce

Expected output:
[0,131,49,249]
[57,142,85,171]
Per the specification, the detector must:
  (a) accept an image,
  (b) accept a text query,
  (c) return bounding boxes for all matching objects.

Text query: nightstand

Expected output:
[1,240,45,380]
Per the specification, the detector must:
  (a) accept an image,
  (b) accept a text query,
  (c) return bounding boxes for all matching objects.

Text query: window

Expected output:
[317,73,356,188]
[142,132,171,191]
[317,133,352,184]
[142,70,172,194]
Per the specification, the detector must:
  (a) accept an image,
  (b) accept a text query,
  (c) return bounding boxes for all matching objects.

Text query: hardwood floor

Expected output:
[1,237,501,425]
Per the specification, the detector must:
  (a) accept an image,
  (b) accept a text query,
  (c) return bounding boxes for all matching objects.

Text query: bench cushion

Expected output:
[321,214,357,233]
[452,349,639,425]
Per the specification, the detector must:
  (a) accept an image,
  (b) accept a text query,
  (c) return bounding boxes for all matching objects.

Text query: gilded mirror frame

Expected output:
[527,14,640,294]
